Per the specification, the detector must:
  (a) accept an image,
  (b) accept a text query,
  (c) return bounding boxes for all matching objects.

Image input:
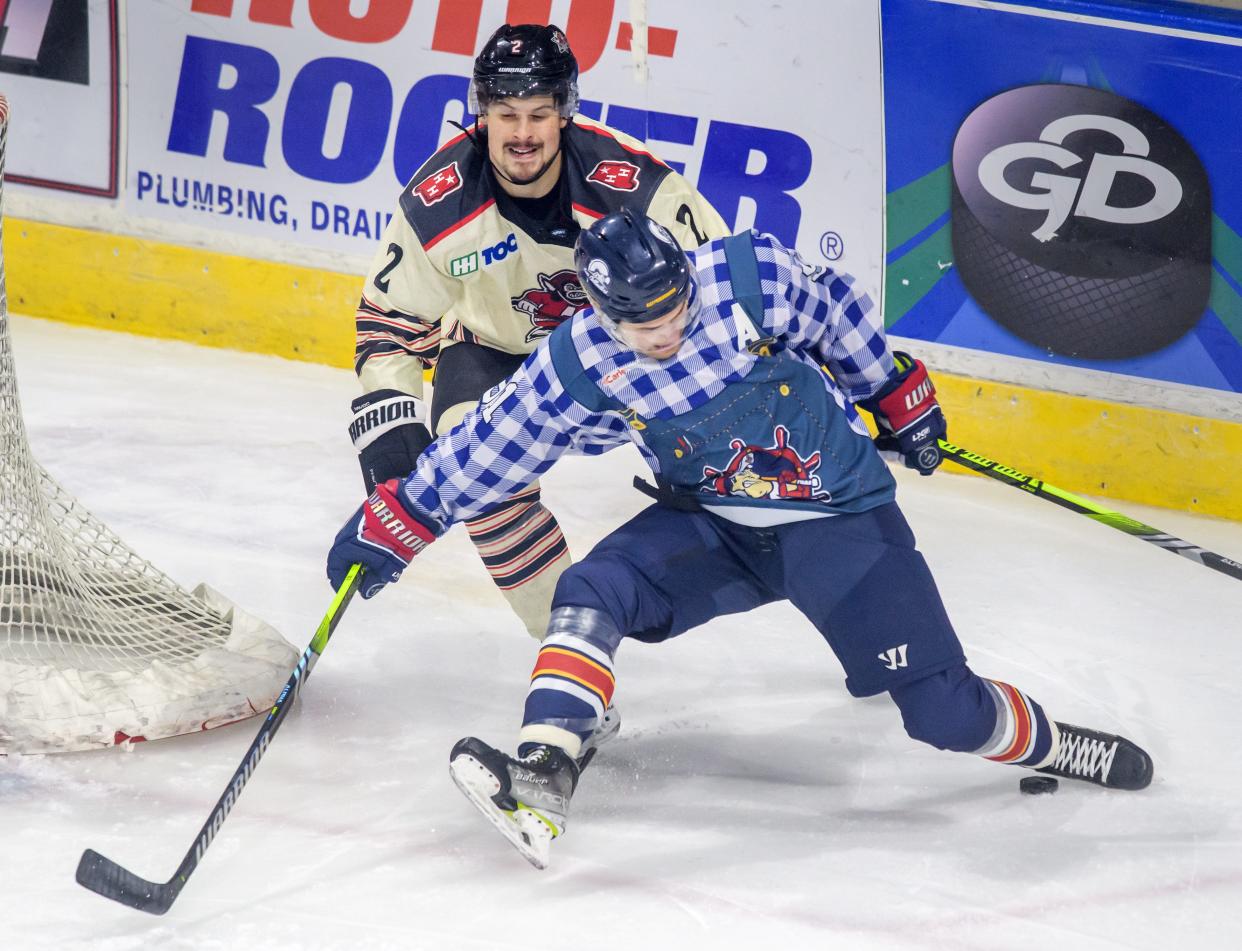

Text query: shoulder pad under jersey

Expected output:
[562,120,674,219]
[398,130,493,248]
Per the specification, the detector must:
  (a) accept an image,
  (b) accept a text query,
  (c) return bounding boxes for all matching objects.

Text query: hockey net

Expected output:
[0,96,299,754]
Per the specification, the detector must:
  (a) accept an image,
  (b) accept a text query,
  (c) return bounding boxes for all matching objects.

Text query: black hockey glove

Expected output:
[859,352,946,476]
[348,389,433,493]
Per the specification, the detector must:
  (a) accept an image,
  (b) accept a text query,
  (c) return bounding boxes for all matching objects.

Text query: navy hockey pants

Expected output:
[549,502,1041,756]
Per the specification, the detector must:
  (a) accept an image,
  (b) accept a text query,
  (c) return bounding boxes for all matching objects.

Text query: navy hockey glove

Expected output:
[327,479,438,598]
[349,389,433,493]
[860,352,946,476]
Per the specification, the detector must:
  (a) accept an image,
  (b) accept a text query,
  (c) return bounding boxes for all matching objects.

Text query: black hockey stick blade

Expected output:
[74,565,363,915]
[76,849,181,915]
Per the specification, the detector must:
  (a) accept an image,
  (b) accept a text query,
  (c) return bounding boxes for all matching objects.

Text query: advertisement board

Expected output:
[882,0,1242,394]
[1,0,119,197]
[116,0,884,286]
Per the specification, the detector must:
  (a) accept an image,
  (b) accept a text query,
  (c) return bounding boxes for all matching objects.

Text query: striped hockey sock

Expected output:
[518,632,616,759]
[973,679,1058,767]
[465,485,571,638]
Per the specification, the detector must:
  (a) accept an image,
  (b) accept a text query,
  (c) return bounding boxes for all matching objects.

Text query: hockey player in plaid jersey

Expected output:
[328,210,1154,869]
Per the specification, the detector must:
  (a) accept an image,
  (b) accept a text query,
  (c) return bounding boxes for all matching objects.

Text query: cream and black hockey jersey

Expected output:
[354,116,728,400]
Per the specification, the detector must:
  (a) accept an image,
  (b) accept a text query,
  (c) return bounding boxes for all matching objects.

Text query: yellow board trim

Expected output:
[5,218,1240,520]
[933,374,1242,522]
[4,217,357,367]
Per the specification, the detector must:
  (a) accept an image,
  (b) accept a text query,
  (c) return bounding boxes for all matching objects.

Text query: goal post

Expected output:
[0,95,300,754]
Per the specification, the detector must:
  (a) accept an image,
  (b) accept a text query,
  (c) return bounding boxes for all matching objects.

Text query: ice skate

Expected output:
[1036,722,1153,790]
[576,704,620,770]
[449,737,579,869]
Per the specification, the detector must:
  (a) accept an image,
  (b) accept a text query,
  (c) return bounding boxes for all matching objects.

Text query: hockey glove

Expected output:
[349,389,433,493]
[860,352,946,476]
[327,479,438,598]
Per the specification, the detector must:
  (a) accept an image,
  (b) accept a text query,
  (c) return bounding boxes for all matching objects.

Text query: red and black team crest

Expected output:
[512,270,588,341]
[412,162,462,206]
[702,426,831,502]
[587,160,640,192]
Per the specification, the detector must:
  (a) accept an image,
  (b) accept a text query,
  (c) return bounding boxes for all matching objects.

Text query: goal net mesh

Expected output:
[0,95,299,753]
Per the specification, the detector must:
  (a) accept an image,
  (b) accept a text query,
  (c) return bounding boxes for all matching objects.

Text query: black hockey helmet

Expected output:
[575,208,694,324]
[470,24,579,117]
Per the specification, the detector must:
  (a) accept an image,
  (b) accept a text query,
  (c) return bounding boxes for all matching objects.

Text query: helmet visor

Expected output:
[469,77,579,117]
[589,285,697,360]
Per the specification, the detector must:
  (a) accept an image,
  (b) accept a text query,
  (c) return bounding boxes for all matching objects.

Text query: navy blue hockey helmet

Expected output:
[470,24,580,117]
[574,209,693,324]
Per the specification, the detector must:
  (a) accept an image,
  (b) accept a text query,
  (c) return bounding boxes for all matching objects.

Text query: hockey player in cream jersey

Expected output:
[328,210,1154,870]
[348,23,726,640]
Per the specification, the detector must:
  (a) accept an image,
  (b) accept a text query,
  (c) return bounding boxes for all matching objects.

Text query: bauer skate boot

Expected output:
[449,737,579,869]
[1035,722,1153,790]
[576,704,621,771]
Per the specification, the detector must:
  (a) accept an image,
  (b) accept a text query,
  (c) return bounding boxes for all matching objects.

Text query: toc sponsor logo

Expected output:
[952,84,1211,360]
[0,0,89,84]
[482,233,519,265]
[450,234,518,275]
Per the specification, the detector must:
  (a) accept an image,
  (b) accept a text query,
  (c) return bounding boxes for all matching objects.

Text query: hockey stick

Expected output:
[75,564,364,914]
[938,440,1242,583]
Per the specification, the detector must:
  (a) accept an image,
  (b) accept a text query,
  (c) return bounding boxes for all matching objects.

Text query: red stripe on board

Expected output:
[616,22,678,57]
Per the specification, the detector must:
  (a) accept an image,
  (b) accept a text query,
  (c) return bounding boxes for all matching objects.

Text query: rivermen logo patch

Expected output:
[412,162,462,206]
[587,160,640,192]
[702,425,830,502]
[512,270,589,341]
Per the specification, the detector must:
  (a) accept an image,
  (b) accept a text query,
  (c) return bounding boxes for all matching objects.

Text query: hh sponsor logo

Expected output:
[449,252,478,277]
[0,0,90,84]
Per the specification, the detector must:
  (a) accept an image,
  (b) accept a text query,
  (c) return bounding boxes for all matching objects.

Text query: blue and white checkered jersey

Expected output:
[398,231,894,534]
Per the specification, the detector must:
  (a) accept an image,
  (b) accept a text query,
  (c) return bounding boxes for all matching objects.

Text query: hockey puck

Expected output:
[1020,775,1059,795]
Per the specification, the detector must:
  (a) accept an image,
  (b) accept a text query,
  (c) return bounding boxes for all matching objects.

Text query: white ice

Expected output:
[3,315,1241,951]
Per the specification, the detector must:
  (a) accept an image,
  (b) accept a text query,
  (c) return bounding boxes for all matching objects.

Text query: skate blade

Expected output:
[449,753,554,870]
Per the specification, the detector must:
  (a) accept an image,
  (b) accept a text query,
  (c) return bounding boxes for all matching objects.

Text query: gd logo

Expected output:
[977,114,1183,244]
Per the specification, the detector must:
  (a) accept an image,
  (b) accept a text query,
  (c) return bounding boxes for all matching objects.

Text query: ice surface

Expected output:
[3,316,1240,950]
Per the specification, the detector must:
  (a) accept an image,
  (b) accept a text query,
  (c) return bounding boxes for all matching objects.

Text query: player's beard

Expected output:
[493,139,563,190]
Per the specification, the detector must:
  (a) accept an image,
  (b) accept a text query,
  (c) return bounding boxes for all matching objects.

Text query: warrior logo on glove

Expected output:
[328,479,438,598]
[362,488,431,564]
[859,352,947,476]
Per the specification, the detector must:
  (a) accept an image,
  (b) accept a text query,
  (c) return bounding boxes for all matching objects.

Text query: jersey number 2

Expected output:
[677,204,707,246]
[374,243,403,294]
